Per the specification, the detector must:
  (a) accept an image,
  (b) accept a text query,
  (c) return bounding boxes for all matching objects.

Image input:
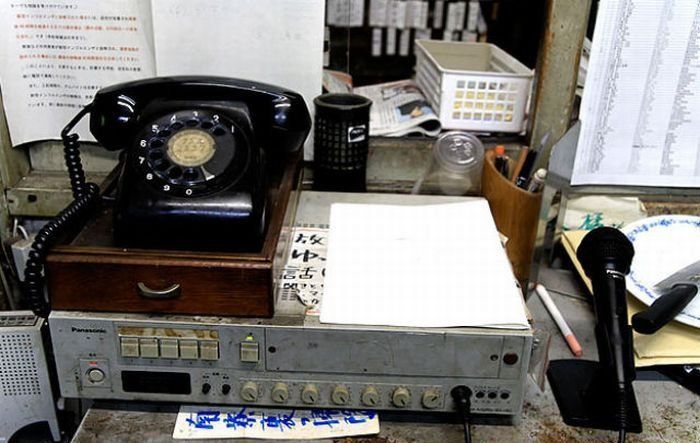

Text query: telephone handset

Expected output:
[22,76,310,316]
[90,76,311,250]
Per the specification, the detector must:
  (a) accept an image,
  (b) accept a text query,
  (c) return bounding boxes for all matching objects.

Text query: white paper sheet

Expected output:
[467,0,479,32]
[369,0,389,27]
[433,1,445,29]
[319,200,530,329]
[277,226,328,315]
[151,0,324,160]
[388,0,407,29]
[445,2,467,31]
[399,29,411,56]
[0,0,155,146]
[327,0,365,27]
[173,405,379,440]
[371,28,383,57]
[572,0,700,187]
[385,27,397,55]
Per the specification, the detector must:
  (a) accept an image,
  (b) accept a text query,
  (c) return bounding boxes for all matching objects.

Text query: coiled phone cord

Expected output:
[23,105,100,317]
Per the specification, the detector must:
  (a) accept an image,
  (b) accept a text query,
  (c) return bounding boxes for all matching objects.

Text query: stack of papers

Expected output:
[319,200,529,329]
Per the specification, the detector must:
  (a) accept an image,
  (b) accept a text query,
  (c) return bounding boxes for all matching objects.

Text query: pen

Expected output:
[493,145,509,178]
[515,132,550,188]
[535,284,583,357]
[514,150,537,188]
[526,168,547,193]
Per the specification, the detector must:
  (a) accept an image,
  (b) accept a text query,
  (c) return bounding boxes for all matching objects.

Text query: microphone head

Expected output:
[577,227,635,277]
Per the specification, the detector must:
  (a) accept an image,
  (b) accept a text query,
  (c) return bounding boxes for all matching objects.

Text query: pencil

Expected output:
[510,146,529,183]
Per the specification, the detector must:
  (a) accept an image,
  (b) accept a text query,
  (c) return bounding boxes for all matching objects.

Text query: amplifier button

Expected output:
[139,338,159,358]
[200,341,219,361]
[392,387,411,408]
[361,386,380,407]
[159,339,179,359]
[301,384,319,404]
[421,389,441,409]
[331,385,350,405]
[179,340,199,360]
[271,383,289,403]
[240,381,259,402]
[120,337,140,357]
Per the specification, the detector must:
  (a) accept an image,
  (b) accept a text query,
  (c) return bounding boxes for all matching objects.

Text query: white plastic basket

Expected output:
[415,40,533,133]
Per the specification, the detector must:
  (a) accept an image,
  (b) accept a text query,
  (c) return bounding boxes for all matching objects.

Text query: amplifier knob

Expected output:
[271,382,289,403]
[222,384,231,395]
[360,386,380,407]
[392,387,411,408]
[421,389,441,409]
[331,385,350,405]
[301,384,319,405]
[240,381,259,402]
[201,383,211,394]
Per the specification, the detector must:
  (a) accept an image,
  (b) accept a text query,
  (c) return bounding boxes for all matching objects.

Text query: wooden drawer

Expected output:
[47,255,273,317]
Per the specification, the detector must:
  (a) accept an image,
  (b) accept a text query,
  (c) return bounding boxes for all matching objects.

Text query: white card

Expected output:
[173,406,379,440]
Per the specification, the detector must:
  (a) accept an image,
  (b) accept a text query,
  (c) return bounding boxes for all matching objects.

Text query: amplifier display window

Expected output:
[121,371,191,394]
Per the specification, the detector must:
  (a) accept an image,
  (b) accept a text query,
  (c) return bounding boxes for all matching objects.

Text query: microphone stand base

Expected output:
[548,359,642,433]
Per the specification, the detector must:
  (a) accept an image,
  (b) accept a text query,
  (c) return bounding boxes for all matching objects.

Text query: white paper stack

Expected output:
[319,200,529,329]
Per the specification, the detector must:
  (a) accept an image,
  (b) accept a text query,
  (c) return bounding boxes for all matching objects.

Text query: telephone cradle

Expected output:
[46,150,301,318]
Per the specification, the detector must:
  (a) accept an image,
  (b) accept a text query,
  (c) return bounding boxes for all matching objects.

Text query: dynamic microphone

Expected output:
[576,227,636,442]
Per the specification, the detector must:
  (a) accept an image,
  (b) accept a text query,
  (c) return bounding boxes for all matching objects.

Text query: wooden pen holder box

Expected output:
[46,154,301,318]
[482,149,542,288]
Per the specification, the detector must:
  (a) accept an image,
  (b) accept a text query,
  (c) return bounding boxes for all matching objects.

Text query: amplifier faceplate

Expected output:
[49,311,532,417]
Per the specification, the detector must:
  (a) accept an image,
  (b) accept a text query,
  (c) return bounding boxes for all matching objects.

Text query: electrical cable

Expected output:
[451,386,473,443]
[23,105,99,317]
[618,428,626,443]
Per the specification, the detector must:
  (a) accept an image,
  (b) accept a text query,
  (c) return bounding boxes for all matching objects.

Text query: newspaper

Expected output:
[353,80,441,137]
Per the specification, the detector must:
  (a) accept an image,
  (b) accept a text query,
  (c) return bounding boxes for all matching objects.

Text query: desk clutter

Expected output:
[47,192,535,443]
[0,1,698,442]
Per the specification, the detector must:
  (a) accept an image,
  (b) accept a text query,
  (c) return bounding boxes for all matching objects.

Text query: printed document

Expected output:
[0,0,155,145]
[573,0,700,187]
[0,0,324,159]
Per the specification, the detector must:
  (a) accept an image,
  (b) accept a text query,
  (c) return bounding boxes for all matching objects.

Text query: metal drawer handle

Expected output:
[137,282,181,299]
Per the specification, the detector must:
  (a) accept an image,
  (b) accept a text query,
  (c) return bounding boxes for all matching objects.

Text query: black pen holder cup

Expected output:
[313,93,372,192]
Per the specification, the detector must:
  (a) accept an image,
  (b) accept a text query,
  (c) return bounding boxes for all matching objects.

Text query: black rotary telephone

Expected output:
[91,76,311,250]
[23,76,311,316]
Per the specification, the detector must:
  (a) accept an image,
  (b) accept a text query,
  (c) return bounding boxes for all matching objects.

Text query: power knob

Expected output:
[240,381,259,402]
[421,389,442,409]
[331,385,350,405]
[361,386,380,407]
[301,384,319,405]
[392,387,411,408]
[86,368,105,384]
[271,382,289,403]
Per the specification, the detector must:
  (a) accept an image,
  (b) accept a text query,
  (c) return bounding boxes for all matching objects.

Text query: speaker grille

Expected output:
[0,332,41,396]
